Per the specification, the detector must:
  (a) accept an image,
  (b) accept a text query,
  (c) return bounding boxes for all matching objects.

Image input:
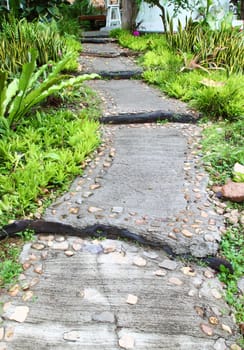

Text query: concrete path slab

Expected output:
[86,80,196,118]
[44,123,224,258]
[0,237,238,349]
[79,56,143,77]
[81,43,127,57]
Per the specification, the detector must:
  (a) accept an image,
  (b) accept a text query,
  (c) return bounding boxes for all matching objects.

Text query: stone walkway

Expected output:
[0,32,241,350]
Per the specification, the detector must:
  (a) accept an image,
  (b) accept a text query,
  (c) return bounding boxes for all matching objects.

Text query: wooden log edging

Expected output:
[1,219,233,273]
[100,110,200,124]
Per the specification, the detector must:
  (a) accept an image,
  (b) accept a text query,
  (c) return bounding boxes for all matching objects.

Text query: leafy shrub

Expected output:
[191,76,244,121]
[0,49,98,134]
[167,18,244,74]
[0,17,81,74]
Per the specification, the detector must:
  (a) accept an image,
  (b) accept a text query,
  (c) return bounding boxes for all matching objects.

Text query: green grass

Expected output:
[219,225,244,348]
[201,120,244,183]
[0,242,23,286]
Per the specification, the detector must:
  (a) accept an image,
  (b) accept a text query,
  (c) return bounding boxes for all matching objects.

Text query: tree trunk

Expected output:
[241,0,244,19]
[121,0,139,29]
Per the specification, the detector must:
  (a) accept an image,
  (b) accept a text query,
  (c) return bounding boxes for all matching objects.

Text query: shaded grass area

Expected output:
[0,85,101,287]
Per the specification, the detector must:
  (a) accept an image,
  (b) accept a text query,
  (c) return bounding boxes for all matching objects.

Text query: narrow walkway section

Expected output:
[0,31,240,350]
[45,123,224,258]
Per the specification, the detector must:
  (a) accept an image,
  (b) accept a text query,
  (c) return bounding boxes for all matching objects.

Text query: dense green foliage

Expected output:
[0,17,81,75]
[201,120,244,183]
[0,49,98,134]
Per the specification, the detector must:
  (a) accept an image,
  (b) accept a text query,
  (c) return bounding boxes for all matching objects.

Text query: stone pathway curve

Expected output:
[0,31,241,350]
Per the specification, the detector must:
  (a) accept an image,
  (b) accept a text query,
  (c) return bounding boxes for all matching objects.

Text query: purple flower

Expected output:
[133,30,140,36]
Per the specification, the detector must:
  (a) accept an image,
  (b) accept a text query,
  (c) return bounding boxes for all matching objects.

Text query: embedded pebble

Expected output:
[31,243,45,250]
[154,269,167,277]
[63,331,80,342]
[168,232,177,240]
[214,338,226,350]
[126,294,138,305]
[204,270,214,279]
[181,266,196,276]
[8,306,29,323]
[182,229,193,238]
[72,243,82,251]
[75,198,83,205]
[168,277,183,286]
[69,207,79,214]
[211,288,222,299]
[83,192,93,198]
[204,234,215,242]
[4,327,14,341]
[221,324,232,334]
[34,264,43,274]
[103,245,116,254]
[22,262,31,270]
[89,184,101,190]
[22,291,34,302]
[65,250,74,257]
[133,257,147,267]
[41,251,48,260]
[29,253,38,261]
[111,206,124,214]
[192,277,203,288]
[143,251,158,259]
[55,236,65,242]
[38,235,54,241]
[52,241,69,251]
[8,284,20,297]
[200,323,213,336]
[88,206,103,213]
[92,311,115,323]
[29,277,40,287]
[119,334,135,349]
[209,316,219,325]
[158,259,177,271]
[188,289,197,297]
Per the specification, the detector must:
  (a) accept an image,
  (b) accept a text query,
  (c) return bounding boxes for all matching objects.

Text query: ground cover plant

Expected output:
[112,26,244,339]
[0,83,101,287]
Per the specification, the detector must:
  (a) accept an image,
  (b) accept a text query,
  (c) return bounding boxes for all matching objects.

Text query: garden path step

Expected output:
[1,234,238,349]
[45,123,224,258]
[79,55,143,78]
[81,43,130,57]
[86,79,198,123]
